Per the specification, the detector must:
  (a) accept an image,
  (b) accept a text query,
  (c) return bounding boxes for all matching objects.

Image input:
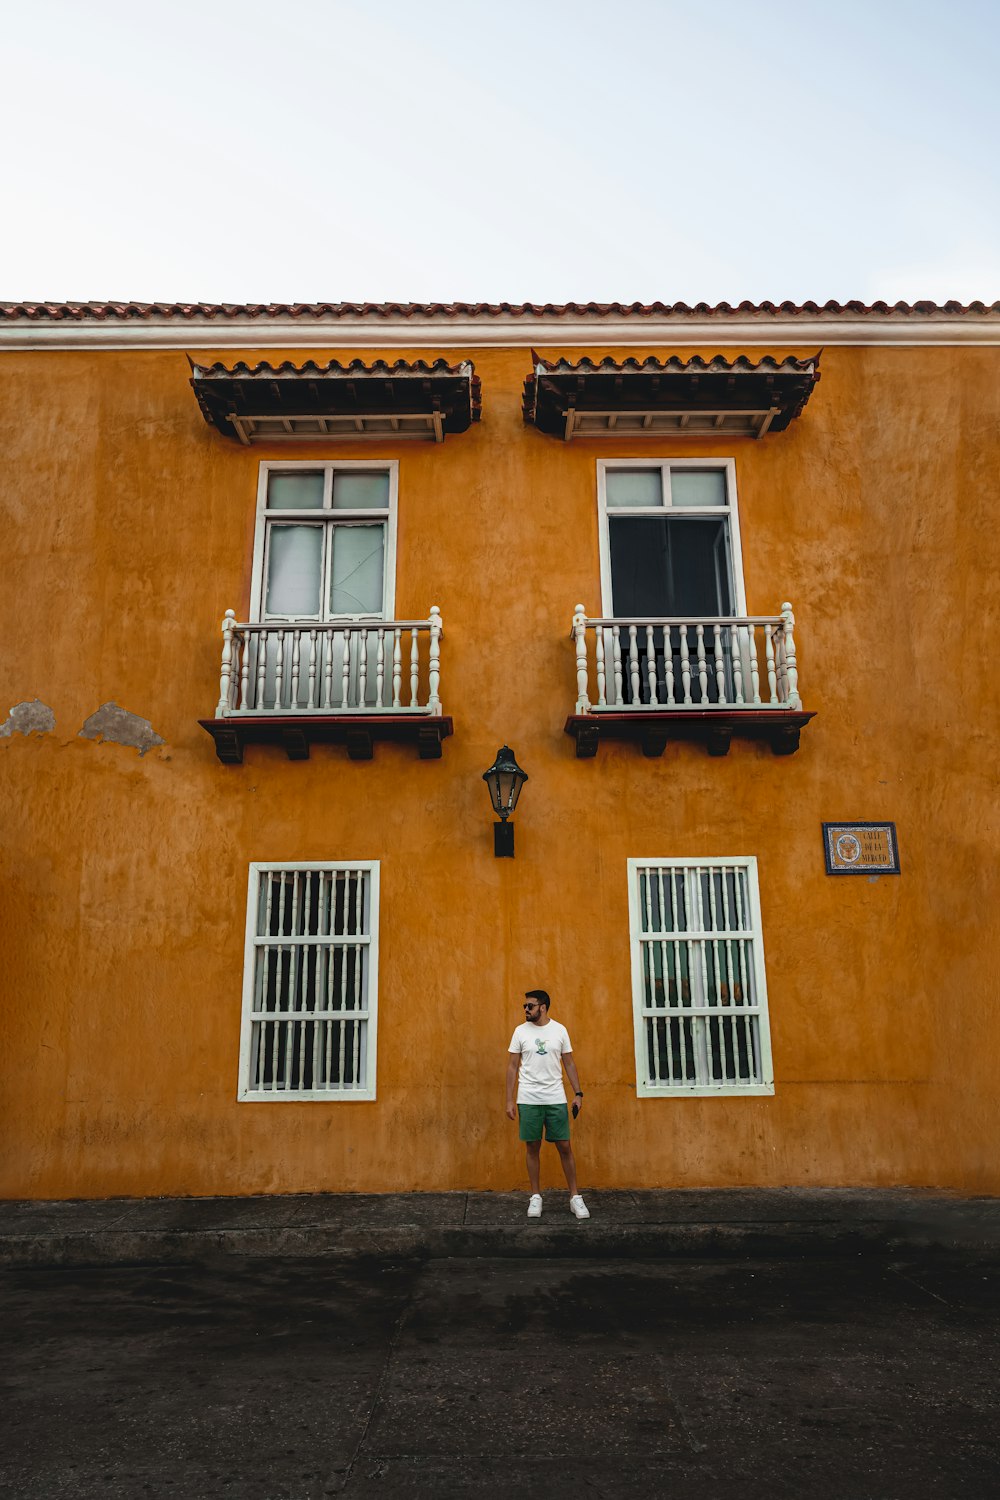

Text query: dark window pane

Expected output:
[609,517,733,616]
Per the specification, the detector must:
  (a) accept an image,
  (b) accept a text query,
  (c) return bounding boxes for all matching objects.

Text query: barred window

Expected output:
[238,862,379,1101]
[627,859,774,1096]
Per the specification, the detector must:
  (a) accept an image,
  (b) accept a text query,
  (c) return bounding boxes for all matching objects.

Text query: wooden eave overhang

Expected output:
[523,353,820,440]
[190,358,481,444]
[565,709,815,759]
[199,713,453,763]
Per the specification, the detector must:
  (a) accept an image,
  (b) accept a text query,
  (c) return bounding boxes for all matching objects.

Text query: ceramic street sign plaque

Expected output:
[822,822,900,875]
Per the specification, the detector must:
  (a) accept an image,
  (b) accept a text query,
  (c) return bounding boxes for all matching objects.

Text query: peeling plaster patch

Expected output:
[0,699,56,738]
[79,702,165,756]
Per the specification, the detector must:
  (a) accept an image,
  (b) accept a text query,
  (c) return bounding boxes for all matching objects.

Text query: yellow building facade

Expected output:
[1,301,997,1199]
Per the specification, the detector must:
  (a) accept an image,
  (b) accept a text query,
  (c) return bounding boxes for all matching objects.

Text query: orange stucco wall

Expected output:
[1,341,998,1198]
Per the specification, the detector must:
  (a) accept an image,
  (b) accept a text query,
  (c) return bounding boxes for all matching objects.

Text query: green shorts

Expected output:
[518,1103,570,1142]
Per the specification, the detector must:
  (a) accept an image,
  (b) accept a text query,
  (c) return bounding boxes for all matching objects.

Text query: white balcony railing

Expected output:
[215,607,443,717]
[571,604,801,713]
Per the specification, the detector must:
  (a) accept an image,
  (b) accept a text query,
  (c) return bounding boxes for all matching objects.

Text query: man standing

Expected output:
[506,990,589,1219]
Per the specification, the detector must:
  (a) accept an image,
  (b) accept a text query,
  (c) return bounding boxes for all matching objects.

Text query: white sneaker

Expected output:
[527,1194,543,1218]
[569,1195,590,1219]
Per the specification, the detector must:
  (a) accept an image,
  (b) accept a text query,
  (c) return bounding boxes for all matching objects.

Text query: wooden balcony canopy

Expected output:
[191,357,482,444]
[523,352,820,440]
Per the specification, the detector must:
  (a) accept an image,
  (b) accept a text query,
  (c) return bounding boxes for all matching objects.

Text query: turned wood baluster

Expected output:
[322,629,333,709]
[392,629,402,709]
[307,629,318,709]
[341,630,352,709]
[274,629,285,710]
[712,623,725,703]
[428,605,443,714]
[680,625,691,704]
[696,624,709,703]
[410,628,419,707]
[573,605,590,712]
[239,625,251,710]
[764,624,778,703]
[358,628,369,706]
[747,624,761,703]
[595,627,607,707]
[663,625,675,704]
[612,627,624,706]
[730,624,744,705]
[781,602,801,708]
[255,628,268,710]
[216,610,236,716]
[290,630,301,706]
[376,629,385,708]
[628,625,640,705]
[646,624,658,706]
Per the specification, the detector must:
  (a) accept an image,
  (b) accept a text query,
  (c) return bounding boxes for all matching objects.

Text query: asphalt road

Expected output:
[3,1253,999,1499]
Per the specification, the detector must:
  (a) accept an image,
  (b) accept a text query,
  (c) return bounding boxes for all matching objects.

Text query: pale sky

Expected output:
[3,0,998,305]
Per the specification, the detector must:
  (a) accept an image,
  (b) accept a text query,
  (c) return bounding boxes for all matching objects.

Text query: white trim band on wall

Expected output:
[2,316,1000,351]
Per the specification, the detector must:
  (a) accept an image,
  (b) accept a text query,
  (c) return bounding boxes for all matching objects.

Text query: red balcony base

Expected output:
[565,709,814,759]
[200,714,453,765]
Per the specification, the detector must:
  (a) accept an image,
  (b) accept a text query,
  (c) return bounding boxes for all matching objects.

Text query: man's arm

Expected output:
[505,1054,519,1120]
[563,1050,583,1112]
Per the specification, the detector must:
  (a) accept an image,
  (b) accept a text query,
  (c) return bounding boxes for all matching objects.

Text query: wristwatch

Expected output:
[575,1092,584,1097]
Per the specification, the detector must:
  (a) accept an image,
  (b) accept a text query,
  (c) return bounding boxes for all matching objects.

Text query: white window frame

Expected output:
[238,860,380,1102]
[627,856,774,1098]
[249,460,399,623]
[596,458,747,617]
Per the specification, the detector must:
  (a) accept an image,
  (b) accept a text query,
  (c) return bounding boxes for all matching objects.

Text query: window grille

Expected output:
[627,859,774,1096]
[239,862,379,1100]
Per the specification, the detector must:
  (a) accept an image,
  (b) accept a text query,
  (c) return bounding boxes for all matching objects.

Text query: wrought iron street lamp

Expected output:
[482,745,528,858]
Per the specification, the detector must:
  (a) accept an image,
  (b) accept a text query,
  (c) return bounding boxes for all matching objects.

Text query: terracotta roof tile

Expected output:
[2,299,999,321]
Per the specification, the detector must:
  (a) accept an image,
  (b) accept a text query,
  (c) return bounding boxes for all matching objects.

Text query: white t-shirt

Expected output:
[508,1020,573,1104]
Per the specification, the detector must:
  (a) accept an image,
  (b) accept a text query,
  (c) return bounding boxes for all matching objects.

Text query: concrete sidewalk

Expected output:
[2,1187,999,1267]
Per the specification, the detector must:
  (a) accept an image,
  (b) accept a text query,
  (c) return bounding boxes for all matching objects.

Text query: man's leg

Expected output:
[554,1139,579,1197]
[525,1139,542,1194]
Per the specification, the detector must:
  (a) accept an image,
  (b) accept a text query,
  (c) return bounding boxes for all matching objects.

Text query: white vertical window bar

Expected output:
[690,866,710,1081]
[705,864,725,1082]
[641,867,658,1085]
[656,866,674,1086]
[719,866,740,1080]
[672,867,691,1082]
